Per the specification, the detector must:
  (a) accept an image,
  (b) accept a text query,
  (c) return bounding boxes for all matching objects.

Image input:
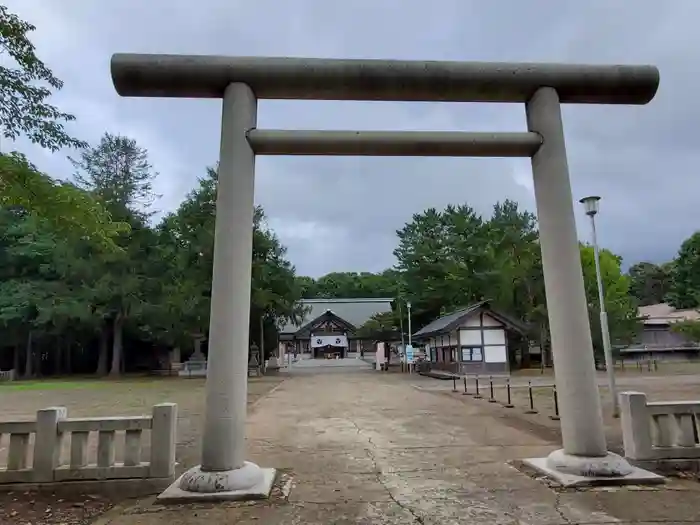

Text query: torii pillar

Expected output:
[111,54,661,499]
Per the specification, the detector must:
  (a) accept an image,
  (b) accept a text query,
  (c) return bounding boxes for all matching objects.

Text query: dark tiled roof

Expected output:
[280,298,393,334]
[412,301,528,338]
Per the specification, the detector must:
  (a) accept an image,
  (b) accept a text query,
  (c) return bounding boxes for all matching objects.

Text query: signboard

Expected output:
[310,335,348,348]
[405,344,414,364]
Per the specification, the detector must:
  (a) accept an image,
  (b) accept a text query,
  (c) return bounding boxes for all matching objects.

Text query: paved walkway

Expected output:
[106,370,700,524]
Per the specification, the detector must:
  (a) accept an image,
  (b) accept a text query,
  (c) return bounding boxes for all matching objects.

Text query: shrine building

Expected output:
[279,298,393,359]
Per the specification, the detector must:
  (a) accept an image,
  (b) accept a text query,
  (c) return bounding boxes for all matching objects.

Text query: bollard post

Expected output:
[524,381,538,414]
[452,376,458,393]
[503,378,514,408]
[462,376,469,395]
[621,359,625,371]
[474,376,482,399]
[549,385,560,420]
[488,376,497,403]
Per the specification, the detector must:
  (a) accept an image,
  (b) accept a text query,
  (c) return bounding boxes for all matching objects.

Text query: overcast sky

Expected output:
[4,1,697,277]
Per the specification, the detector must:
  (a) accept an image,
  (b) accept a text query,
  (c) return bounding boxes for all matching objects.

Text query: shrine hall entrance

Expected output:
[312,336,349,359]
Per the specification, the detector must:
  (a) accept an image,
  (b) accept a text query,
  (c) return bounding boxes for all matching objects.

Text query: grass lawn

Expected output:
[0,378,108,391]
[0,374,285,467]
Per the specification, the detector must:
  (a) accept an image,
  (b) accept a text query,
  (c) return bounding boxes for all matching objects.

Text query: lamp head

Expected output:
[579,195,601,216]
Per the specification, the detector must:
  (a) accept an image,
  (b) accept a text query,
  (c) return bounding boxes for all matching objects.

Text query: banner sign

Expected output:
[310,335,348,348]
[405,344,414,364]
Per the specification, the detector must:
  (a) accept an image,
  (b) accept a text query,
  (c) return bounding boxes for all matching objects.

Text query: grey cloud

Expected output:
[4,0,697,275]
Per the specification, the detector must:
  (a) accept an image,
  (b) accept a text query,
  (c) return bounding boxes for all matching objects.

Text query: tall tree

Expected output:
[70,134,160,376]
[394,205,491,328]
[0,211,91,377]
[667,232,700,310]
[70,133,158,219]
[154,167,305,360]
[628,261,672,306]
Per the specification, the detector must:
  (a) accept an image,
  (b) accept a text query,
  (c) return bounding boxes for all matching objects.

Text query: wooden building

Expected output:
[279,298,393,359]
[413,301,528,375]
[620,303,700,362]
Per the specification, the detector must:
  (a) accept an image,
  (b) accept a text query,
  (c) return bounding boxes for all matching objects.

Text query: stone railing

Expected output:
[0,369,15,382]
[620,391,700,462]
[179,359,207,377]
[0,403,177,484]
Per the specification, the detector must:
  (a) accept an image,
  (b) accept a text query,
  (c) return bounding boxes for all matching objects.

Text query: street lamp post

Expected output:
[579,195,619,418]
[407,301,412,347]
[407,301,413,373]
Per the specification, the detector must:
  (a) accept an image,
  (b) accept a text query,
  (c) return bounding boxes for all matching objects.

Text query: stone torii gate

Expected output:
[111,55,660,500]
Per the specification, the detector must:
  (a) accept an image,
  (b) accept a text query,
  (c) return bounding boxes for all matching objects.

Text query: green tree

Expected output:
[0,7,124,247]
[0,5,85,150]
[670,320,700,343]
[70,134,160,376]
[356,311,400,342]
[579,245,640,358]
[394,205,492,328]
[70,133,158,219]
[309,270,401,299]
[1,153,126,249]
[154,167,305,360]
[628,261,672,306]
[0,211,92,377]
[667,232,700,310]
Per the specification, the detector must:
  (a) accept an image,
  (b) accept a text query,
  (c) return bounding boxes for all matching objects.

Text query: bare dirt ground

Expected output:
[4,367,700,524]
[0,375,283,525]
[106,370,700,524]
[413,366,700,455]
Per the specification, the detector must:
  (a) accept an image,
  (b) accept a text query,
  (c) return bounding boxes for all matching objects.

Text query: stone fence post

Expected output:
[150,403,178,478]
[33,407,67,482]
[619,391,653,460]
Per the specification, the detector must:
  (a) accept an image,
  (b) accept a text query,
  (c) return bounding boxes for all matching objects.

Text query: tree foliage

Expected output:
[670,320,700,343]
[0,5,85,150]
[0,134,305,376]
[628,261,673,306]
[0,6,124,248]
[580,245,639,350]
[667,232,700,310]
[0,153,126,249]
[70,133,159,217]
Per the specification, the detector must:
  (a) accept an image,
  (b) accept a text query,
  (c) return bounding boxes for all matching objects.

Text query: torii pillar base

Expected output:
[523,451,663,488]
[157,463,277,503]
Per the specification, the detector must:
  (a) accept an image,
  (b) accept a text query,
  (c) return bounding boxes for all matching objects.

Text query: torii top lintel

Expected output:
[110,54,659,105]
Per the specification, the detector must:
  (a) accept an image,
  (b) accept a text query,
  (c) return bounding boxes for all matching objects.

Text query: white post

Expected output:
[589,213,619,417]
[178,83,268,493]
[526,87,632,476]
[151,403,178,478]
[618,392,653,460]
[33,406,67,482]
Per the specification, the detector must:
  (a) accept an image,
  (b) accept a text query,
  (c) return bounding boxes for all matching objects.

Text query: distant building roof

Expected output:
[280,298,393,335]
[638,303,700,325]
[413,301,528,339]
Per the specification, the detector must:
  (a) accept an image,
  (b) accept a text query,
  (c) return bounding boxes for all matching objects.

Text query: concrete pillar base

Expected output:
[157,462,276,503]
[546,449,633,477]
[523,450,664,488]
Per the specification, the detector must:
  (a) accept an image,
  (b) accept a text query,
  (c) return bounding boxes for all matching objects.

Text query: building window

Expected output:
[461,346,484,362]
